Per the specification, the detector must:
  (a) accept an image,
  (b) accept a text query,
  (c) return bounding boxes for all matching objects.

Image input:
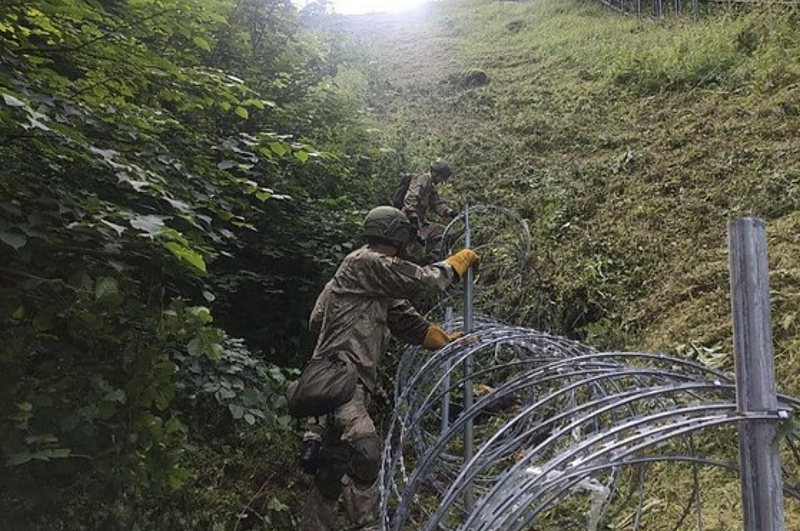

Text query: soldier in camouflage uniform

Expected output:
[299,206,479,531]
[400,161,458,264]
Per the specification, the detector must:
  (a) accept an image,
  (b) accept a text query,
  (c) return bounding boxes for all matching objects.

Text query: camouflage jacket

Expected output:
[402,172,453,226]
[309,246,454,391]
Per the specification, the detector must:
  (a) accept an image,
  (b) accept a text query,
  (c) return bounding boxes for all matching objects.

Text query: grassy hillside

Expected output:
[327,2,800,528]
[338,0,800,384]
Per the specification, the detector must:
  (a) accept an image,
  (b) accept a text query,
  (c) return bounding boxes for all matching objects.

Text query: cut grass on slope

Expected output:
[336,1,800,529]
[341,0,800,353]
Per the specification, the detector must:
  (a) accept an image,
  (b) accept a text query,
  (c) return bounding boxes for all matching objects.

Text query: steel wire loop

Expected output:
[381,321,800,531]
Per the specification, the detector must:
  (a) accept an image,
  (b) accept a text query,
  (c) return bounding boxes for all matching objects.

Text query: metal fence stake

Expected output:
[463,203,475,512]
[441,306,454,436]
[729,217,786,531]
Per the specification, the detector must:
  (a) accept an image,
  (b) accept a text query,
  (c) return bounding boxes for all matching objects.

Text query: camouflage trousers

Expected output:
[404,223,447,266]
[300,385,381,531]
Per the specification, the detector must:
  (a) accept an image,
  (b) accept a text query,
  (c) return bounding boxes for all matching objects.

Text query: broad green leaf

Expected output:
[268,366,286,384]
[130,214,166,236]
[242,388,260,406]
[41,448,71,460]
[100,219,126,236]
[294,150,309,163]
[243,98,265,109]
[0,225,26,250]
[190,306,213,324]
[6,447,70,466]
[218,388,236,399]
[243,180,258,193]
[104,388,126,404]
[192,36,211,52]
[187,328,223,359]
[25,434,58,445]
[95,277,119,300]
[89,146,118,160]
[6,453,33,466]
[210,344,224,359]
[188,335,203,357]
[1,93,25,108]
[235,106,249,119]
[164,242,207,274]
[267,498,289,512]
[269,142,287,156]
[167,467,188,490]
[165,418,181,434]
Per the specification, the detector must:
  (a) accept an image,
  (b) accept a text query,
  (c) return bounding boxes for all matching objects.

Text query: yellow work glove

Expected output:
[444,249,479,278]
[423,326,463,350]
[447,330,464,342]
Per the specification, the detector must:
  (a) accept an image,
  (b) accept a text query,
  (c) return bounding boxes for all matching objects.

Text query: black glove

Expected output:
[407,213,420,230]
[374,385,389,406]
[299,438,322,475]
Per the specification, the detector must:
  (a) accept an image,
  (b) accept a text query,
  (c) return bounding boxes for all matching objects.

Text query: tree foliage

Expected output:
[0,0,396,527]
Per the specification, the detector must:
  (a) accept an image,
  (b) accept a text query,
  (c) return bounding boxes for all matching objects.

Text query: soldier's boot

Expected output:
[299,485,338,531]
[300,446,346,531]
[342,477,380,531]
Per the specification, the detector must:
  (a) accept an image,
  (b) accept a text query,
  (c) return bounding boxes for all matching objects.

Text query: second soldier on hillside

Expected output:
[392,161,459,264]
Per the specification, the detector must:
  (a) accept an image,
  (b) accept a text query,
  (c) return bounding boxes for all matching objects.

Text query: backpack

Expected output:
[391,173,413,209]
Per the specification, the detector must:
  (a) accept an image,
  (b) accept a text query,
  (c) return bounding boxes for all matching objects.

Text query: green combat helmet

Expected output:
[362,206,415,247]
[430,160,452,179]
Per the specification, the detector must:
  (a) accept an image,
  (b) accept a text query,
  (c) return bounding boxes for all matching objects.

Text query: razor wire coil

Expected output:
[381,206,800,531]
[381,321,800,531]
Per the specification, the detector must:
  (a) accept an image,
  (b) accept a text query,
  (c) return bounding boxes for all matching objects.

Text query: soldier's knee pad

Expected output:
[349,434,381,486]
[315,459,347,501]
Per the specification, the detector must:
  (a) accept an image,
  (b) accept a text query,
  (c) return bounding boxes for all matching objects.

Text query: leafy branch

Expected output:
[17,8,179,56]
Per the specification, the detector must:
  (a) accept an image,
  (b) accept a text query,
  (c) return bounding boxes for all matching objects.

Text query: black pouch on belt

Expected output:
[286,351,357,418]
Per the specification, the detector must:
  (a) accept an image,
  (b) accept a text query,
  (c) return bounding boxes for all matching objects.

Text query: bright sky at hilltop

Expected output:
[334,0,429,13]
[296,0,431,15]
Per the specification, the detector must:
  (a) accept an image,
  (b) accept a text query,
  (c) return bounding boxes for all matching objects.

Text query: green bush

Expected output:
[0,0,393,527]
